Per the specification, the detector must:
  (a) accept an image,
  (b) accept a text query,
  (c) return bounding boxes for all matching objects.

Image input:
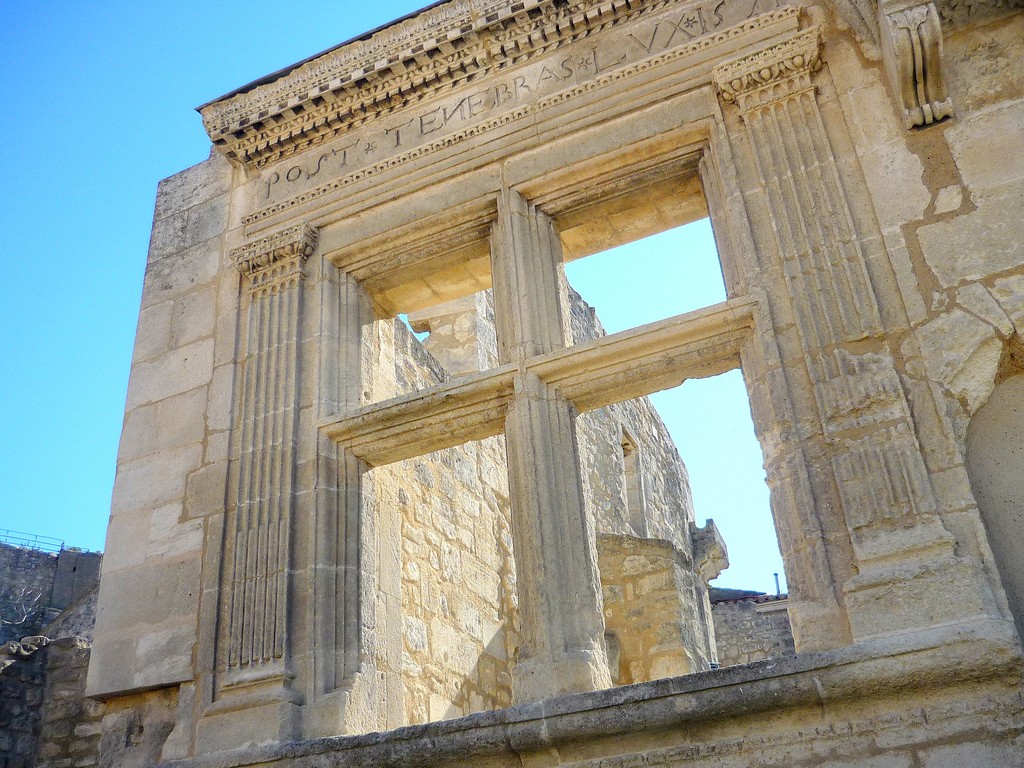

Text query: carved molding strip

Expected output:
[879,1,953,128]
[242,7,800,226]
[712,27,821,111]
[230,223,319,294]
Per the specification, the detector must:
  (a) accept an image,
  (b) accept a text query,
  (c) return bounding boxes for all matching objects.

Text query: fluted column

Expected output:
[491,188,611,702]
[714,31,994,641]
[218,223,317,702]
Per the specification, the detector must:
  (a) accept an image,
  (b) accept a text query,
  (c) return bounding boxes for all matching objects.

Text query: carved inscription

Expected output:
[258,0,786,205]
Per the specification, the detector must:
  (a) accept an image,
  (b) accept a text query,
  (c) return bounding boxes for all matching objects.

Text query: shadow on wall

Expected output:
[966,369,1024,641]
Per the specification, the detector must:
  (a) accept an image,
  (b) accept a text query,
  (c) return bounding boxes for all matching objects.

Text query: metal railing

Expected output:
[0,529,65,553]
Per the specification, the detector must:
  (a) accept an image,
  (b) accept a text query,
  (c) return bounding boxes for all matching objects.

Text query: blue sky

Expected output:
[1,2,784,593]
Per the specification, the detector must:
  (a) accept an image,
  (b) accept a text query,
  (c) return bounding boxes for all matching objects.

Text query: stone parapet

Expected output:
[159,618,1022,768]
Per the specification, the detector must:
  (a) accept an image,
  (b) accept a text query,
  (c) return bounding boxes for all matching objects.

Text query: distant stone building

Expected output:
[710,590,795,667]
[28,0,1024,765]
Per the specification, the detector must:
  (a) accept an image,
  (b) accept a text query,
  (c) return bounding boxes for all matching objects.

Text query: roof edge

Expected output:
[195,0,451,112]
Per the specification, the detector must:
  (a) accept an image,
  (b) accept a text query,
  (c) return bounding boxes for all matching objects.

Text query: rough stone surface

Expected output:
[711,595,795,667]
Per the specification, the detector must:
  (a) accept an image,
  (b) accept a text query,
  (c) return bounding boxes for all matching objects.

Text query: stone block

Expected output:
[142,239,222,309]
[111,444,203,516]
[184,461,228,519]
[919,185,1024,287]
[146,503,204,560]
[132,301,173,363]
[85,632,135,696]
[98,511,150,573]
[93,557,200,630]
[918,740,1024,768]
[171,287,217,347]
[120,386,208,463]
[947,102,1024,195]
[857,139,930,228]
[913,308,1002,412]
[153,153,233,222]
[133,624,195,689]
[125,339,214,410]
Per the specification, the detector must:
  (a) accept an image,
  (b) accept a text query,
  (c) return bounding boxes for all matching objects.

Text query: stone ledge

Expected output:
[163,617,1023,768]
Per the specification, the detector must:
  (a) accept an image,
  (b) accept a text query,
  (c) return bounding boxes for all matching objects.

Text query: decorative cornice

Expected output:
[230,223,318,293]
[712,27,821,111]
[242,7,801,227]
[878,1,953,128]
[200,0,712,168]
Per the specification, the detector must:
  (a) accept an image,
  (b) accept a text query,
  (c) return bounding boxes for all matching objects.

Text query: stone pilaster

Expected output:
[209,223,316,732]
[491,188,572,363]
[310,265,404,735]
[490,188,611,703]
[714,31,994,641]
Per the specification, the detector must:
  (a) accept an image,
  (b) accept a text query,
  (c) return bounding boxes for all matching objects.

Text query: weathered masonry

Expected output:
[88,0,1024,765]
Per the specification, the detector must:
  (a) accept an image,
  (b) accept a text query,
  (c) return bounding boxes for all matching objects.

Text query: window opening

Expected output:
[564,220,786,597]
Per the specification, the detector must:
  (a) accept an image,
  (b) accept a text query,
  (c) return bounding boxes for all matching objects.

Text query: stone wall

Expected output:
[569,289,697,552]
[86,0,1024,761]
[0,638,47,768]
[392,311,517,722]
[598,535,716,683]
[0,636,103,768]
[35,637,103,768]
[0,543,58,643]
[711,596,795,667]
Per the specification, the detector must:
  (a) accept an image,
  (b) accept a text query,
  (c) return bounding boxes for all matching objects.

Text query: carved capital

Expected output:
[230,223,318,294]
[713,28,822,113]
[879,0,954,128]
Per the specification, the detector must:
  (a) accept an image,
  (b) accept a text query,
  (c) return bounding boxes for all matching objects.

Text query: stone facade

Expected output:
[86,0,1024,765]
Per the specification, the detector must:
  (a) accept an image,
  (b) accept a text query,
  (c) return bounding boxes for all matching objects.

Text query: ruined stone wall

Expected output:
[0,636,103,768]
[391,286,714,721]
[569,290,715,673]
[568,291,695,551]
[0,640,47,768]
[598,535,716,682]
[711,597,795,667]
[0,544,58,643]
[35,637,103,768]
[85,0,1024,761]
[389,318,518,723]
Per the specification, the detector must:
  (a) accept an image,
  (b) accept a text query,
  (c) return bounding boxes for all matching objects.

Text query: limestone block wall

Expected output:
[88,150,237,698]
[821,7,1024,638]
[711,596,795,667]
[390,285,714,720]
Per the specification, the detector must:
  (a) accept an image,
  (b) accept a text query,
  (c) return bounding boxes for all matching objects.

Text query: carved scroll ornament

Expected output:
[879,0,954,128]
